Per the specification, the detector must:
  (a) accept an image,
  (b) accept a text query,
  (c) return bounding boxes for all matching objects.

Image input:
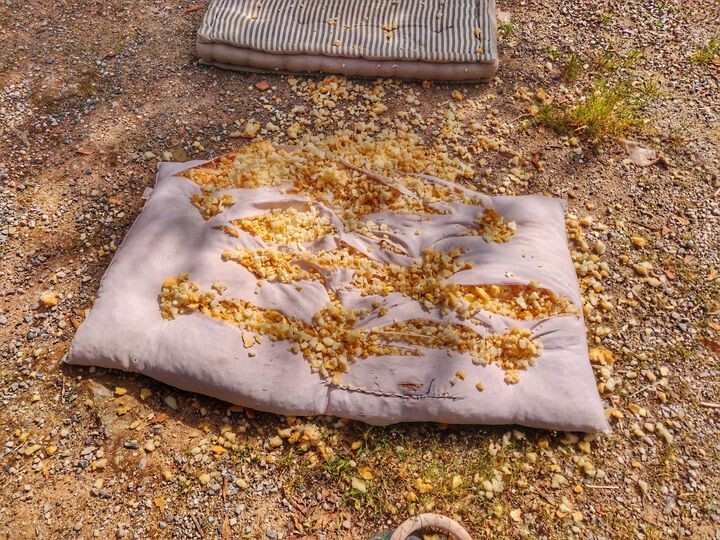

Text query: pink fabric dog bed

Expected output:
[66,146,608,432]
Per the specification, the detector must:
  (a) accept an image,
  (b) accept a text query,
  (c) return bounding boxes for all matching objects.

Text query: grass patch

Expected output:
[498,22,515,38]
[318,425,501,519]
[595,49,644,72]
[322,454,376,510]
[647,443,676,489]
[545,48,560,61]
[562,53,582,82]
[697,280,720,314]
[545,49,583,82]
[534,81,653,141]
[691,38,719,65]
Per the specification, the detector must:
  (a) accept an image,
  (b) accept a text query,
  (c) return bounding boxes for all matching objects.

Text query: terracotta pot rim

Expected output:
[389,513,472,540]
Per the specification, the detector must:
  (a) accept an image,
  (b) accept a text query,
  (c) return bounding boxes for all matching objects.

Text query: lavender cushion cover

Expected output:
[66,160,609,432]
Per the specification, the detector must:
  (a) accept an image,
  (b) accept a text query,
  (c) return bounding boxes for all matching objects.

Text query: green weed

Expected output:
[562,53,582,82]
[498,22,515,37]
[534,81,650,141]
[595,49,644,72]
[691,38,720,65]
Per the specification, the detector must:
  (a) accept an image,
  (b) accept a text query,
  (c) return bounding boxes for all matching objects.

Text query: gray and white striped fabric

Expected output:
[198,0,497,64]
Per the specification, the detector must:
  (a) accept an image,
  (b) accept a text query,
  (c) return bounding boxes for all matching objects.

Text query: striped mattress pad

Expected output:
[196,0,499,81]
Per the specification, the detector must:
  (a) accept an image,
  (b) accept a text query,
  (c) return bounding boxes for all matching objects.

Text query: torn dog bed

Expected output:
[196,0,499,81]
[66,141,608,432]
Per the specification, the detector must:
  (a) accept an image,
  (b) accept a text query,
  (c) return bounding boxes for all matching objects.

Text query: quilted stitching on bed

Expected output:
[198,0,498,64]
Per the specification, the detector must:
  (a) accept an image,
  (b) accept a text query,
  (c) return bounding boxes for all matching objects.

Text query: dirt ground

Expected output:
[1,0,719,538]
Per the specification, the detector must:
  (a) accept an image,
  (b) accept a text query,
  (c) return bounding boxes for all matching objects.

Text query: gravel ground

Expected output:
[0,0,719,539]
